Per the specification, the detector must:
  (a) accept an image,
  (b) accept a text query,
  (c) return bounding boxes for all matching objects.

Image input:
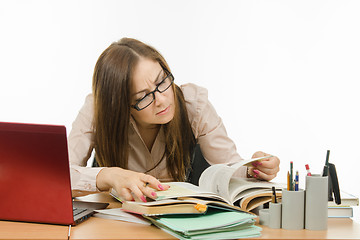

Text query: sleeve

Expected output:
[68,94,104,191]
[181,83,247,178]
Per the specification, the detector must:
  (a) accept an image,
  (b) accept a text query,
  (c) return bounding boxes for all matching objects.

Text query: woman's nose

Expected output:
[153,91,166,106]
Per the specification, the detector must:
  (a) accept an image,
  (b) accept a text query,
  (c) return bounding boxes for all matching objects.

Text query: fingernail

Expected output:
[257,162,262,165]
[158,184,164,190]
[140,196,147,202]
[254,174,258,178]
[253,169,260,174]
[252,162,258,167]
[151,192,157,197]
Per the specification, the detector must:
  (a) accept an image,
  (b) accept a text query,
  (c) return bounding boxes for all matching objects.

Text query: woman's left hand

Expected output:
[248,151,280,181]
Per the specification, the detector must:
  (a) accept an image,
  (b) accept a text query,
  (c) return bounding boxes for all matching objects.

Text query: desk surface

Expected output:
[1,192,360,240]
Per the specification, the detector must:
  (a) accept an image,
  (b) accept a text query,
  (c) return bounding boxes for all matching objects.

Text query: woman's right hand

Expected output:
[96,167,169,202]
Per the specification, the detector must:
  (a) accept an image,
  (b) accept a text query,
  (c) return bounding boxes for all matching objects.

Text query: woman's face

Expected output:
[130,57,175,130]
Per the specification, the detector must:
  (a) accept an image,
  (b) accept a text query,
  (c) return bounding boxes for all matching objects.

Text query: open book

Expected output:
[111,156,284,216]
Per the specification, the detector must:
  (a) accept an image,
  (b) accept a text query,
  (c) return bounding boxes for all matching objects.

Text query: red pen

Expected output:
[305,164,312,176]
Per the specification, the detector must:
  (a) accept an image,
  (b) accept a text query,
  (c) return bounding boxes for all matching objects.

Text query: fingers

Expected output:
[112,171,170,203]
[249,153,280,181]
[249,167,278,181]
[259,156,280,169]
[252,151,269,158]
[115,181,156,202]
[118,188,134,201]
[140,173,170,191]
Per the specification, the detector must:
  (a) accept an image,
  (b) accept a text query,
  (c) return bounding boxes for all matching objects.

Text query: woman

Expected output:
[69,38,280,202]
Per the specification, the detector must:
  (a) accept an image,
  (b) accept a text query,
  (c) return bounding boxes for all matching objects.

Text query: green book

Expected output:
[145,208,261,239]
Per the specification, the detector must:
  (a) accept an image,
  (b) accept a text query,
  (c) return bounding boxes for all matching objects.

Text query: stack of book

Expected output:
[144,207,261,240]
[328,191,359,218]
[108,157,283,239]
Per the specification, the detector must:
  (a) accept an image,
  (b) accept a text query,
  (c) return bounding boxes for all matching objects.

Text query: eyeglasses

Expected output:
[131,71,174,111]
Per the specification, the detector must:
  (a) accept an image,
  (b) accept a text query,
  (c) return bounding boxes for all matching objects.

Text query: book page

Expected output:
[198,164,236,202]
[232,188,273,203]
[156,182,229,203]
[228,177,285,202]
[94,208,150,225]
[156,182,211,199]
[198,156,275,203]
[240,195,273,212]
[229,155,273,169]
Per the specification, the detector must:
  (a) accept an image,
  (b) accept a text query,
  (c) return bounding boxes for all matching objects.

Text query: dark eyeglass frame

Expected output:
[131,71,175,111]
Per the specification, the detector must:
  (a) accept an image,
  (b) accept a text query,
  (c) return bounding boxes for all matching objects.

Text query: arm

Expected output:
[69,94,169,200]
[182,84,280,181]
[181,84,247,177]
[68,94,103,193]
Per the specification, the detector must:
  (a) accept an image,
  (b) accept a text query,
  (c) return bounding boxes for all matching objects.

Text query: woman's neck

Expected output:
[136,124,161,152]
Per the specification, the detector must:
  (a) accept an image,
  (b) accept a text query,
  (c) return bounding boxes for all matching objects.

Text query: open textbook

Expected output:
[111,156,284,215]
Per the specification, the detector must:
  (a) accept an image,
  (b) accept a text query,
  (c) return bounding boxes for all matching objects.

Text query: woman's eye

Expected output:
[158,77,167,86]
[135,94,146,101]
[157,75,166,84]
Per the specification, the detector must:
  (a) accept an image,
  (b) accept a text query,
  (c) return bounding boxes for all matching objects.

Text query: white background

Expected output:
[1,0,359,221]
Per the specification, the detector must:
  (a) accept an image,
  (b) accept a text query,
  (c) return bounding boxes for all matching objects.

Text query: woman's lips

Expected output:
[156,106,170,115]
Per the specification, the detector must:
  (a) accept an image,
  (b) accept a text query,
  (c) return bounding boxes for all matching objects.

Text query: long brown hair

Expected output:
[92,38,195,181]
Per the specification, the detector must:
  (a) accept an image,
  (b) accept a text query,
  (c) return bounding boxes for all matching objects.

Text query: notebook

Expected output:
[0,121,108,225]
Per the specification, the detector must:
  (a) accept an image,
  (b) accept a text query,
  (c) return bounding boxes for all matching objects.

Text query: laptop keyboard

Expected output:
[73,207,87,216]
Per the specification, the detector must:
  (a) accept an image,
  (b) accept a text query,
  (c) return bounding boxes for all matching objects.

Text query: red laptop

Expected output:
[0,122,108,225]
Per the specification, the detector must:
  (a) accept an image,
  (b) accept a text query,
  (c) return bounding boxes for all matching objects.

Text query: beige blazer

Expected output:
[68,83,246,191]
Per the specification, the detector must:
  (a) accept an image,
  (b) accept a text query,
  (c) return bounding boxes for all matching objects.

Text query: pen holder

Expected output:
[269,202,282,229]
[259,209,270,226]
[305,175,328,230]
[281,189,305,230]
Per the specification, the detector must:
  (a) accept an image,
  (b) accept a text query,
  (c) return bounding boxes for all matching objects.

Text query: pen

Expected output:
[272,186,277,203]
[68,225,71,240]
[322,150,330,177]
[305,164,311,176]
[290,161,293,191]
[295,171,299,191]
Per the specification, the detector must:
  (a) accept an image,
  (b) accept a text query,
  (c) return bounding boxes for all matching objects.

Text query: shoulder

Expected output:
[85,93,94,104]
[180,83,208,101]
[180,83,209,111]
[69,93,95,126]
[180,83,209,117]
[180,83,212,137]
[80,93,94,117]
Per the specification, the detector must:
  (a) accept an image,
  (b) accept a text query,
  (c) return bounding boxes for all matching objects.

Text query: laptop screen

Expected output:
[0,122,74,225]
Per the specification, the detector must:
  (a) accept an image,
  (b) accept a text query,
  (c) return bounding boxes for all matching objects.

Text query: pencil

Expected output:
[295,171,299,191]
[287,171,290,191]
[290,161,293,191]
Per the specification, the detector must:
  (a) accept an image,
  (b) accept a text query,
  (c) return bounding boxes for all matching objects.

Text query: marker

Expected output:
[305,164,312,176]
[322,150,330,177]
[295,171,299,191]
[272,186,277,203]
